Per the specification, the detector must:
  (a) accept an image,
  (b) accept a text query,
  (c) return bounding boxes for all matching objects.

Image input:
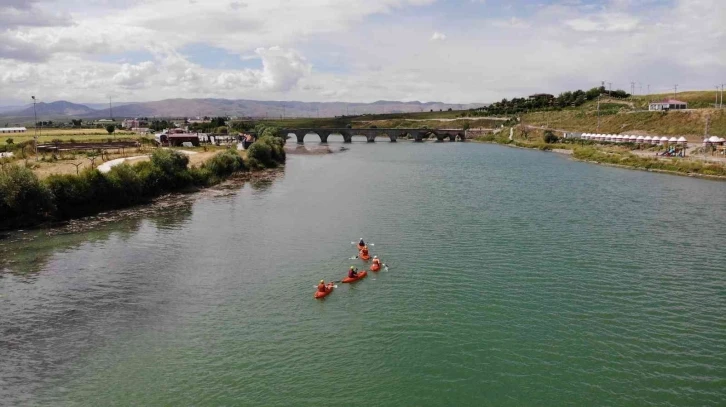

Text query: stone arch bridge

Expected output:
[278,128,467,143]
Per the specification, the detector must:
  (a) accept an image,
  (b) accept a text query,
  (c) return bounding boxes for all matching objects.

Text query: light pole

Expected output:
[31,96,39,159]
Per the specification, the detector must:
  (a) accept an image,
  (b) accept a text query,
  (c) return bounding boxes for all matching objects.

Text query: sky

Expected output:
[0,0,724,105]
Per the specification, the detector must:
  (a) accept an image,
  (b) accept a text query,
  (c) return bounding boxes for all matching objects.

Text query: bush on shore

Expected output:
[0,147,282,230]
[247,135,285,169]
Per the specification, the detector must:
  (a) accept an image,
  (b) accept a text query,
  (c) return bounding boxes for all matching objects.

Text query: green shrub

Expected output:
[46,173,92,218]
[203,149,246,177]
[105,164,144,206]
[247,141,273,169]
[0,165,54,228]
[543,131,559,143]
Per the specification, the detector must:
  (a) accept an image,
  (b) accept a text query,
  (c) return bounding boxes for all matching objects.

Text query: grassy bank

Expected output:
[474,128,726,179]
[0,135,285,231]
[571,147,726,177]
[522,102,726,138]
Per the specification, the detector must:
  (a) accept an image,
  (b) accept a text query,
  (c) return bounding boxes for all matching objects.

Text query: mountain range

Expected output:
[0,99,485,122]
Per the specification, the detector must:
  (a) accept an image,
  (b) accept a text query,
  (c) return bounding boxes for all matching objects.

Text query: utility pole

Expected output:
[282,104,285,119]
[647,84,650,95]
[639,83,642,95]
[713,85,718,109]
[109,97,113,120]
[720,84,724,108]
[597,93,601,132]
[31,96,38,159]
[631,82,635,96]
[608,82,612,95]
[674,84,678,99]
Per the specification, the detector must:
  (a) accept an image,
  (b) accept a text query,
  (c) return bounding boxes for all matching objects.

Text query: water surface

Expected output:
[2,140,725,406]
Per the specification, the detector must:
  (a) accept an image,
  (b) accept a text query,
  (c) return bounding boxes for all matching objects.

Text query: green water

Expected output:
[2,140,725,406]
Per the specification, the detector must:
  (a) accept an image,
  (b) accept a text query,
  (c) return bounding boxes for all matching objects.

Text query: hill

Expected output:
[8,101,97,118]
[0,98,484,121]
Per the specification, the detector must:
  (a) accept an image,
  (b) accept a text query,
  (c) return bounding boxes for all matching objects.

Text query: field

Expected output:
[0,128,140,144]
[523,105,726,139]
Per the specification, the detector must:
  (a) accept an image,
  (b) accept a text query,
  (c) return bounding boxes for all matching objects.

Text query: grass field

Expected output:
[523,104,726,138]
[1,128,140,144]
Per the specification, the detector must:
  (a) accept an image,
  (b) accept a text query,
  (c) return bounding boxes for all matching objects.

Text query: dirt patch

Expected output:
[284,145,337,155]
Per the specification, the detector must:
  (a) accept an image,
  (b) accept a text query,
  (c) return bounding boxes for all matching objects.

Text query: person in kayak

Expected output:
[348,266,359,278]
[360,246,369,257]
[372,256,381,266]
[358,238,365,247]
[317,280,329,293]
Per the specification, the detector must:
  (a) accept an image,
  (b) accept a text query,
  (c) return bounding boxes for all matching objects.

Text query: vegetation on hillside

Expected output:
[523,107,726,137]
[471,86,630,116]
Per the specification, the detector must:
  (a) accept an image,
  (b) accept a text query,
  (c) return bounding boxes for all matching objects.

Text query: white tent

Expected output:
[668,137,678,144]
[677,136,687,144]
[629,135,638,142]
[643,136,652,143]
[636,136,645,143]
[660,136,669,144]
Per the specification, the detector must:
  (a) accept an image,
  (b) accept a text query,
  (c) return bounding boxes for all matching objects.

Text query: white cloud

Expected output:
[113,62,157,88]
[0,0,724,105]
[214,46,310,92]
[565,13,640,32]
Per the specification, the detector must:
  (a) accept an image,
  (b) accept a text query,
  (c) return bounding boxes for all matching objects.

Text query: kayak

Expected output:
[357,243,366,251]
[314,283,335,299]
[359,251,371,261]
[342,270,367,283]
[370,262,381,272]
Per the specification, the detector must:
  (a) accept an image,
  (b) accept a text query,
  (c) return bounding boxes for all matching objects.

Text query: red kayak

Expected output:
[370,262,381,272]
[314,283,335,299]
[342,270,367,283]
[357,243,366,251]
[359,251,371,261]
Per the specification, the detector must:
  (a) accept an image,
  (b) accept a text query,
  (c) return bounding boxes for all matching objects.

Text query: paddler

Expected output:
[360,246,369,257]
[372,256,381,266]
[317,280,329,293]
[348,266,359,278]
[358,238,366,249]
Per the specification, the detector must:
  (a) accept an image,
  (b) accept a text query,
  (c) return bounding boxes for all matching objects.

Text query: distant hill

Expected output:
[7,101,97,119]
[0,98,485,121]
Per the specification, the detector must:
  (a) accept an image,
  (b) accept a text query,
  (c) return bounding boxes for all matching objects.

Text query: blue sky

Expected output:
[0,0,722,104]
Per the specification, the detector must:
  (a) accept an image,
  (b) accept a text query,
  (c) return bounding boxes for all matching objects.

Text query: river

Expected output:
[2,139,725,406]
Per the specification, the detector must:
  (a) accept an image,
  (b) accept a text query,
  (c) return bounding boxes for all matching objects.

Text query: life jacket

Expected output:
[362,248,369,256]
[348,270,356,278]
[372,258,380,265]
[318,283,327,292]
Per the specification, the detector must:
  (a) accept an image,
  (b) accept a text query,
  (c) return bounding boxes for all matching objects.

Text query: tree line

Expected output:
[473,86,630,116]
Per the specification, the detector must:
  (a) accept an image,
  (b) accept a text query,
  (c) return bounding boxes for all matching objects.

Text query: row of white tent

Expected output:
[703,136,726,145]
[580,133,688,144]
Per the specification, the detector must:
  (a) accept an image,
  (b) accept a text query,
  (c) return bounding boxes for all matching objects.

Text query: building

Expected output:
[0,127,27,133]
[649,99,687,111]
[168,134,201,147]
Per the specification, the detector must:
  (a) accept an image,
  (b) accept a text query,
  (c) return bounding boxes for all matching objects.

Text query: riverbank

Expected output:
[474,130,726,180]
[0,135,286,231]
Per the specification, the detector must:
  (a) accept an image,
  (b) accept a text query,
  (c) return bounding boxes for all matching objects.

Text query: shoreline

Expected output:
[0,168,282,239]
[473,139,726,181]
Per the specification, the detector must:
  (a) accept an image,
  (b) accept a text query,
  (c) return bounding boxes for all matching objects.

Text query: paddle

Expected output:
[350,242,375,246]
[313,284,338,288]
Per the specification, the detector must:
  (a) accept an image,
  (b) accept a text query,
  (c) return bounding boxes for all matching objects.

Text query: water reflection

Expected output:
[0,201,195,276]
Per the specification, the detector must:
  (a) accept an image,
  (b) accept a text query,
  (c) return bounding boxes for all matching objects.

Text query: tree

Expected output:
[106,125,115,135]
[543,130,559,143]
[6,138,13,145]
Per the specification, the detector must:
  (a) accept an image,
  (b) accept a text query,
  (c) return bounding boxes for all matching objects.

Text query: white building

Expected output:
[0,127,27,133]
[649,99,687,111]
